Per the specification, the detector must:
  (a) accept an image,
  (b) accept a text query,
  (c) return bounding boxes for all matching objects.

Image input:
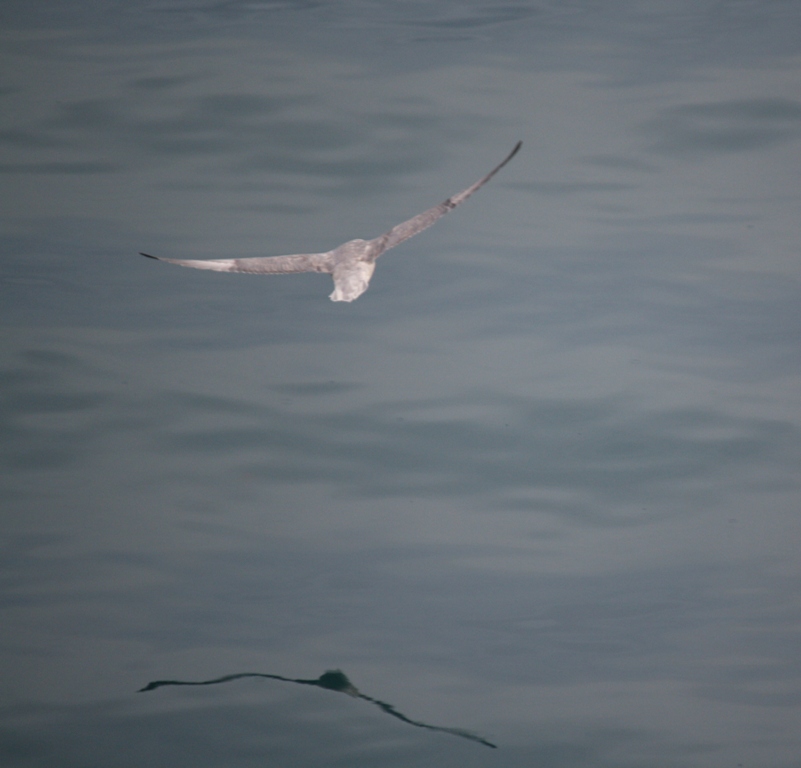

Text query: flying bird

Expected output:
[141,141,521,302]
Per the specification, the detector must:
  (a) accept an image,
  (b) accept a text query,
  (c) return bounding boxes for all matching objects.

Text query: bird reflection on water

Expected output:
[139,668,497,748]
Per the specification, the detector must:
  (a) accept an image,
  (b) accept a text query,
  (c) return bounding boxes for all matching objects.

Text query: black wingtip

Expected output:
[139,252,158,260]
[494,141,522,172]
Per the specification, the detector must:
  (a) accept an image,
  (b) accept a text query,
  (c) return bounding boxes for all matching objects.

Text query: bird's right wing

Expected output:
[370,141,521,257]
[140,252,334,274]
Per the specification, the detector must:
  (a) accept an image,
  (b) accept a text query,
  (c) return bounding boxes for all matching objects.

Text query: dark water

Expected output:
[2,2,801,765]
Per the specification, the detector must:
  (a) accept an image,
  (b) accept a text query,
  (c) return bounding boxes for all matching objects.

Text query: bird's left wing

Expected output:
[140,252,334,274]
[369,141,521,258]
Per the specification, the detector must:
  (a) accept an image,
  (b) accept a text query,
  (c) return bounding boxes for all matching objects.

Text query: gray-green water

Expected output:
[2,2,801,765]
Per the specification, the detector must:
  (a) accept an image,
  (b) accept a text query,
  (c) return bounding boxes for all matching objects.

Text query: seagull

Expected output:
[141,141,521,302]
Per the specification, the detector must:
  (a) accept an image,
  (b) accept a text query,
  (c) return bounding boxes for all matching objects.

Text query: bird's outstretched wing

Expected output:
[370,140,522,257]
[139,252,334,274]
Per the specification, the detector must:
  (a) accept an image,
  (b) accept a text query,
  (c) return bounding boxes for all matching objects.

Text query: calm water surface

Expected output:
[2,1,801,766]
